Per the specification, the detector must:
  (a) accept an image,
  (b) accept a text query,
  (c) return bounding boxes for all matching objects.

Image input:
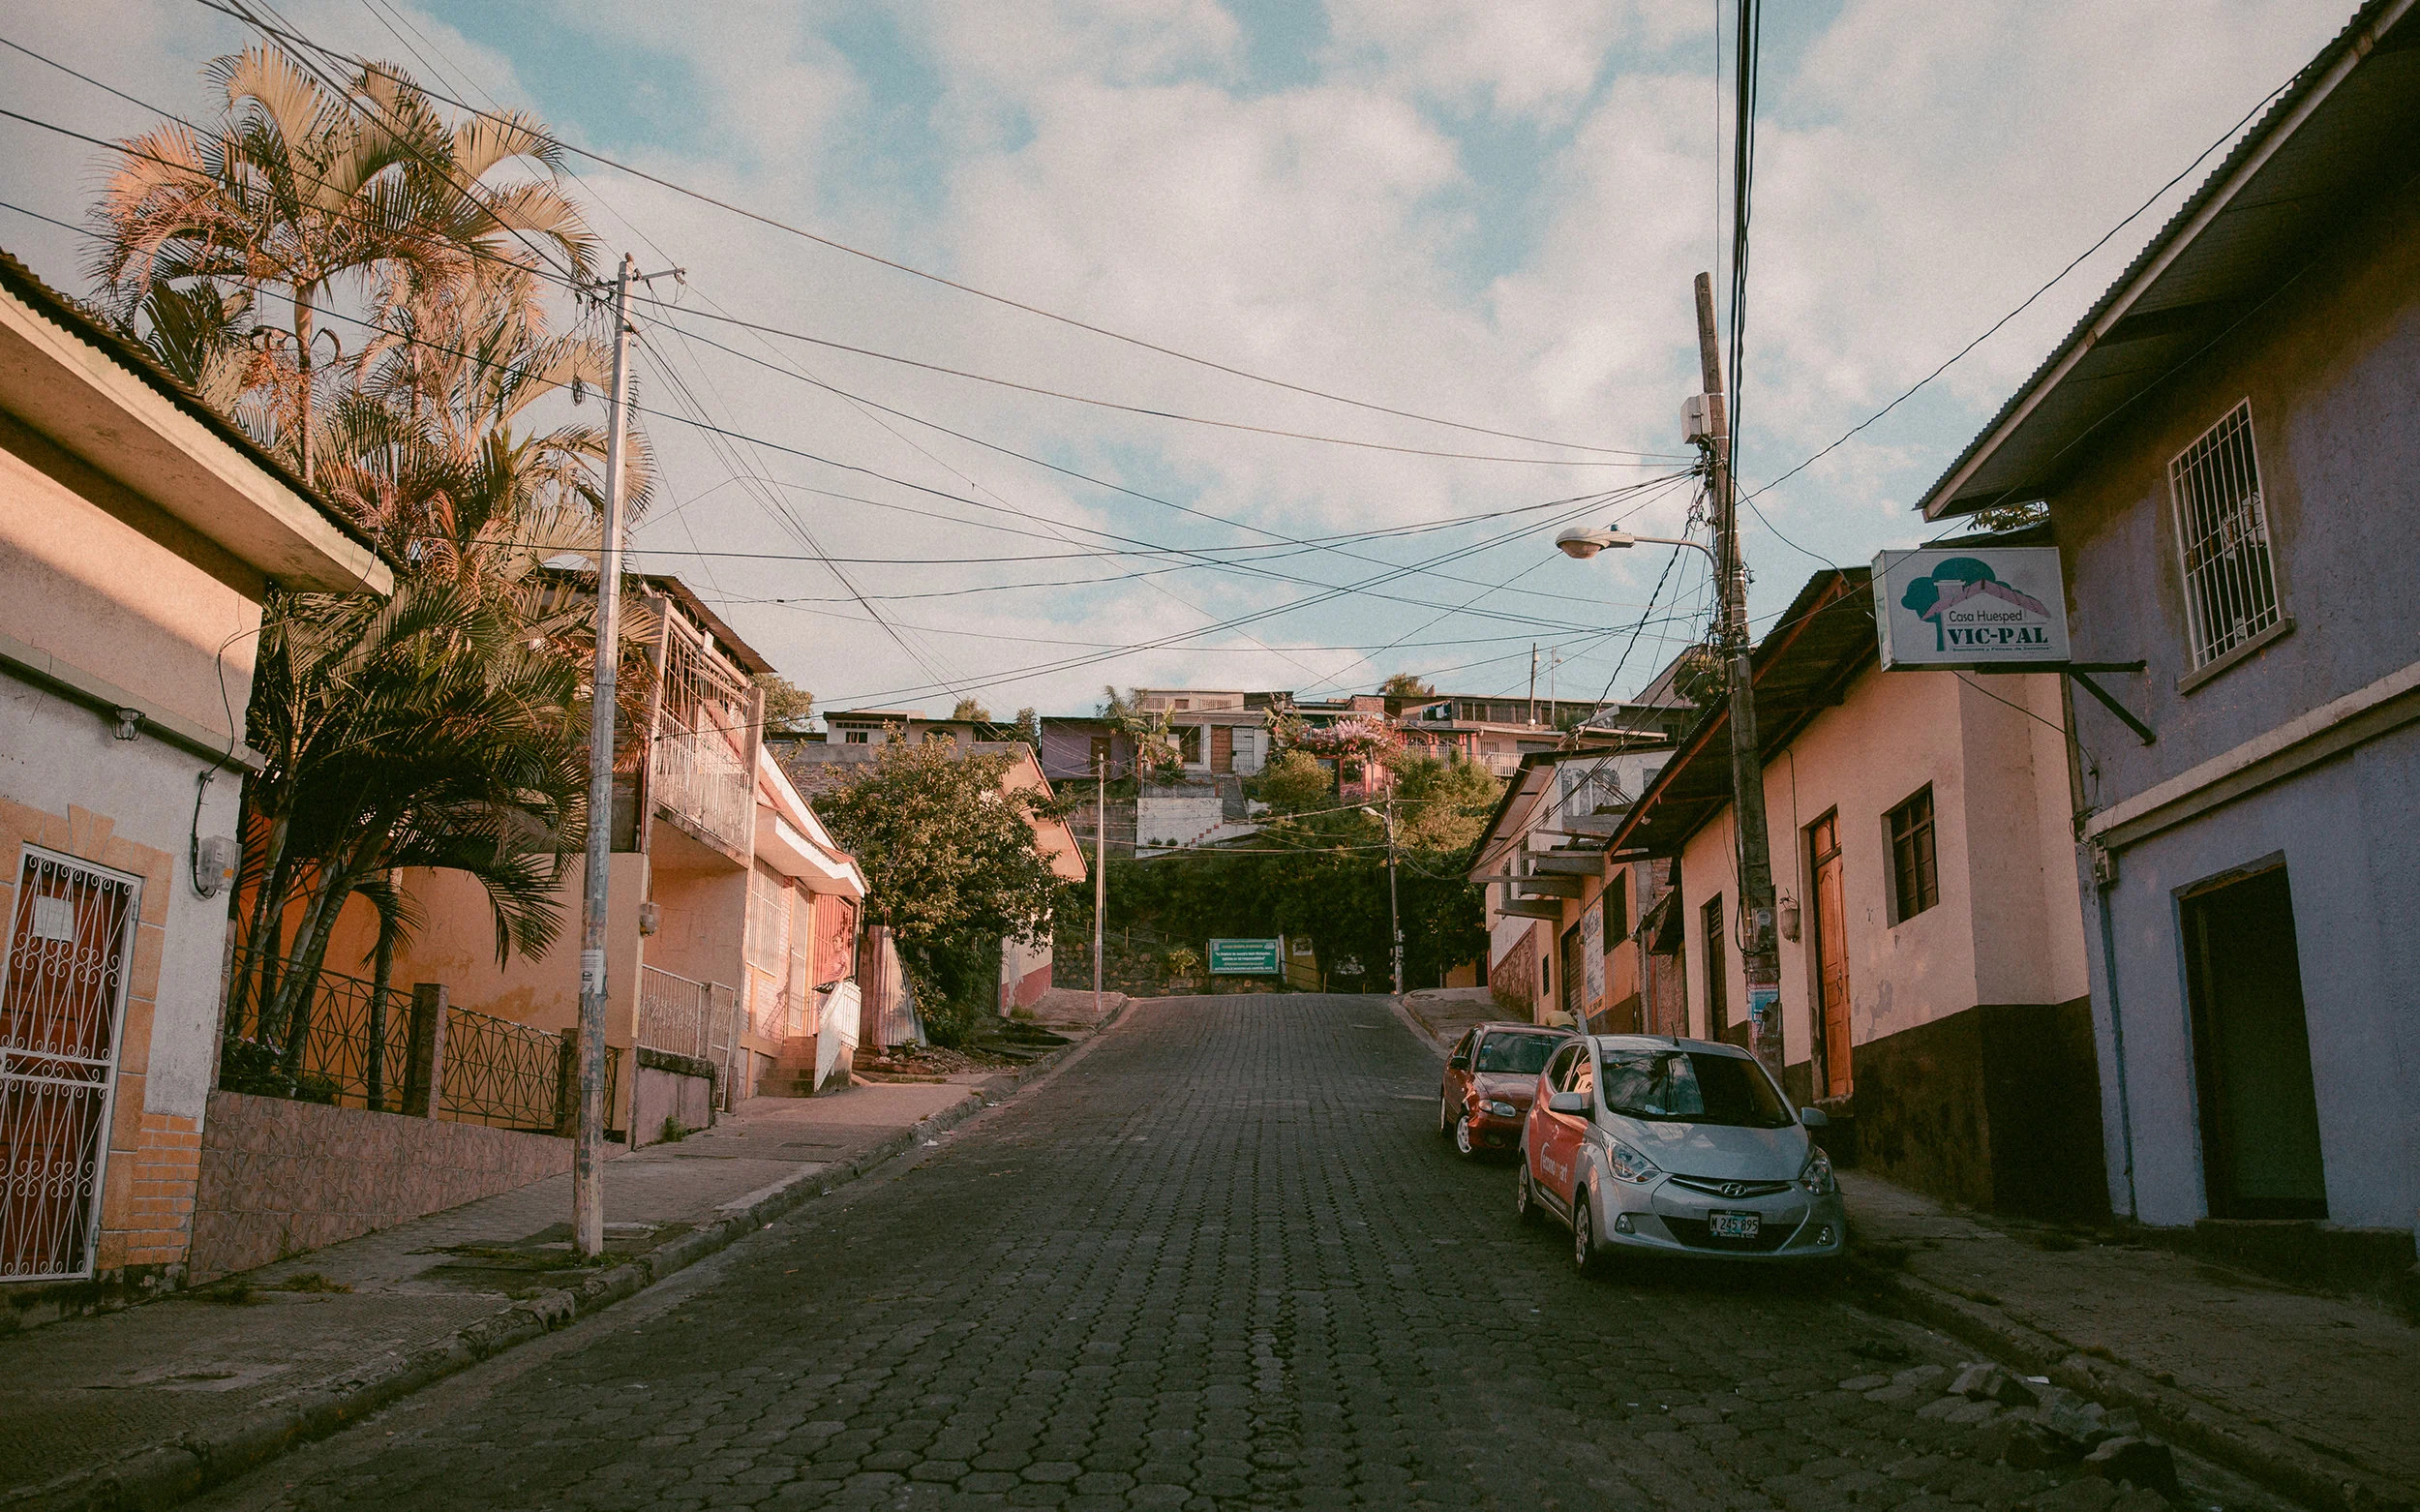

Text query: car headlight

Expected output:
[1481,1100,1517,1118]
[1799,1146,1837,1196]
[1606,1139,1660,1184]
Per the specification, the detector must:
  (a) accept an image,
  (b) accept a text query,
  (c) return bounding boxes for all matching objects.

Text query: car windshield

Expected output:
[1472,1034,1559,1075]
[1597,1049,1793,1129]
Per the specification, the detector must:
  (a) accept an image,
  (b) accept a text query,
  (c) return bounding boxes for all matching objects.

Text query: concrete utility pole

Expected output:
[1093,746,1108,1021]
[573,254,637,1260]
[1693,270,1782,1077]
[1385,792,1403,998]
[1528,644,1539,726]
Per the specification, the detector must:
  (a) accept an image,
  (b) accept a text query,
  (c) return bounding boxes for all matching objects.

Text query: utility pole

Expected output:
[573,254,636,1260]
[1093,746,1108,1021]
[1384,791,1403,998]
[1693,270,1782,1077]
[1528,643,1540,726]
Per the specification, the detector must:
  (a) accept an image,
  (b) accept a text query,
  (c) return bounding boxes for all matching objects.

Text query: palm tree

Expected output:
[226,578,591,1074]
[89,46,595,481]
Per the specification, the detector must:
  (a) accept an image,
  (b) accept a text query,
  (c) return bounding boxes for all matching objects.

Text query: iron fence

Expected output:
[439,1006,567,1134]
[221,954,624,1136]
[637,964,745,1106]
[219,954,413,1113]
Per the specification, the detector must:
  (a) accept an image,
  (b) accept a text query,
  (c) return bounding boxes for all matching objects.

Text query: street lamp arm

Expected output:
[1554,524,1717,567]
[1618,532,1718,566]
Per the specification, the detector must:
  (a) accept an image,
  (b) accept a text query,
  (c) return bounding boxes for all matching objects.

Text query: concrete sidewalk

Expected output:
[0,1031,1105,1512]
[1846,1171,2419,1511]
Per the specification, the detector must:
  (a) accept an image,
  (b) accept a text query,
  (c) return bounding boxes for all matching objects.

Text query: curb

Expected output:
[1851,1256,2406,1512]
[7,1015,1122,1512]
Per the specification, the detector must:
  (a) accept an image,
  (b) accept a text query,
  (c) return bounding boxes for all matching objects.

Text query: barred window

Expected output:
[2170,402,2283,668]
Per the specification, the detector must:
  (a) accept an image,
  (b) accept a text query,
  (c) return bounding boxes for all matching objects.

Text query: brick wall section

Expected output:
[188,1091,573,1282]
[124,1112,201,1268]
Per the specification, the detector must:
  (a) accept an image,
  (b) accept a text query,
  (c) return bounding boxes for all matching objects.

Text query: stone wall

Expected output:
[187,1091,572,1282]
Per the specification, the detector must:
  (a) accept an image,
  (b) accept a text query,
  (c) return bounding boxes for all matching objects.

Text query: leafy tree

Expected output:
[1969,499,2049,533]
[1114,755,1500,993]
[812,740,1070,1042]
[756,674,815,734]
[1378,672,1438,707]
[1011,708,1042,748]
[951,697,992,722]
[1251,749,1333,814]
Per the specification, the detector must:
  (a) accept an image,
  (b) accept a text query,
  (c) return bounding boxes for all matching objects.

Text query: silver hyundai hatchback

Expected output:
[1515,1034,1847,1270]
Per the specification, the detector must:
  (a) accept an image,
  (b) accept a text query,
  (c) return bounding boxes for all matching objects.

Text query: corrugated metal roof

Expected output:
[1919,0,2420,519]
[0,246,386,564]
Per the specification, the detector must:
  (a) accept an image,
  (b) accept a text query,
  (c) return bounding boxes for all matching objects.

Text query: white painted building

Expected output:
[0,250,389,1291]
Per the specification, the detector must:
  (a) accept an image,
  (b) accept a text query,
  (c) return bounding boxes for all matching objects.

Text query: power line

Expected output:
[188,0,1691,465]
[1739,56,2305,509]
[630,296,1679,468]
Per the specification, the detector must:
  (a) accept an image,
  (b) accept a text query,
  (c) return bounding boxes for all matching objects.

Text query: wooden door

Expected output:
[1210,725,1233,773]
[1809,813,1852,1097]
[1559,924,1586,1028]
[2184,865,2326,1218]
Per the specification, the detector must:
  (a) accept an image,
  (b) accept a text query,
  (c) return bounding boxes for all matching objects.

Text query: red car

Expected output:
[1437,1022,1570,1157]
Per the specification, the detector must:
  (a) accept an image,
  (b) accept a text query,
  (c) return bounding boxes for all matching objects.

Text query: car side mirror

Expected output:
[1800,1106,1830,1129]
[1547,1090,1588,1115]
[1448,1054,1469,1070]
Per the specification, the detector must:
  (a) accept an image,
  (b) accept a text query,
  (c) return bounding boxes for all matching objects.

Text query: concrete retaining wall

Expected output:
[187,1091,571,1282]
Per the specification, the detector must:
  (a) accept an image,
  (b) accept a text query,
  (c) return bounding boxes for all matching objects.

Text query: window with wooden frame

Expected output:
[1601,870,1628,944]
[1701,893,1728,1029]
[2170,400,2284,668]
[1887,785,1940,923]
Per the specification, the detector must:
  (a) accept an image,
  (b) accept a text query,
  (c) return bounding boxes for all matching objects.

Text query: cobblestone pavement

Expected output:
[189,996,2216,1512]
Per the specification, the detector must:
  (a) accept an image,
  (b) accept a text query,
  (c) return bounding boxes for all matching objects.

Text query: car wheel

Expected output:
[1571,1191,1600,1276]
[1454,1113,1477,1158]
[1515,1162,1541,1226]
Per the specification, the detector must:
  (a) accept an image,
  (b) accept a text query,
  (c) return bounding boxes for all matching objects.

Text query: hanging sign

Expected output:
[1873,548,2071,670]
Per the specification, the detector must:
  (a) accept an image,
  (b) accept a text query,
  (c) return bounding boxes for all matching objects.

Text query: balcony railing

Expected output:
[650,617,756,855]
[637,964,745,1107]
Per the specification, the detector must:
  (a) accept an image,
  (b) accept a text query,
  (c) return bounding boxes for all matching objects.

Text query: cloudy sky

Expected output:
[0,0,2351,718]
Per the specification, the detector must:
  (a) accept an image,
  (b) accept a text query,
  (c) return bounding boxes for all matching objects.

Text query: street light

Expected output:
[1359,801,1404,999]
[1555,526,1717,566]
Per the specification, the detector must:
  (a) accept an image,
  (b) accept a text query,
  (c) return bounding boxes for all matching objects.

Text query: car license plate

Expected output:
[1707,1210,1761,1240]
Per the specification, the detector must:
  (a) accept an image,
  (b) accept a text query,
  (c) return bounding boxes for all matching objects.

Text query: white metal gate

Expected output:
[0,848,138,1282]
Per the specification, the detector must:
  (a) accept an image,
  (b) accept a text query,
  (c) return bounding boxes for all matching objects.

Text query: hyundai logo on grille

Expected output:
[1720,1182,1748,1198]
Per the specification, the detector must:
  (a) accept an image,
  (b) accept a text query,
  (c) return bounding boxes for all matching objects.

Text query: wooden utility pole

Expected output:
[1693,271,1783,1076]
[573,255,636,1260]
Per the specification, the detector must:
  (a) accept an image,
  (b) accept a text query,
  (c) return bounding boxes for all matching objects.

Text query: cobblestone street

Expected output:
[188,997,2200,1512]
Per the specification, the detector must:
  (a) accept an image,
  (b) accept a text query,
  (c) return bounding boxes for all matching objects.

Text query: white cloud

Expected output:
[0,0,2358,714]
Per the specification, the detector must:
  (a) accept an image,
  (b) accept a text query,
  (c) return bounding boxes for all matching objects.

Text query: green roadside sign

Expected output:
[1207,938,1283,975]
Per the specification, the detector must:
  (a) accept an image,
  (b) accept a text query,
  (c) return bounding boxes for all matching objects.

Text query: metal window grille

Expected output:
[1,850,138,1282]
[2170,401,2283,667]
